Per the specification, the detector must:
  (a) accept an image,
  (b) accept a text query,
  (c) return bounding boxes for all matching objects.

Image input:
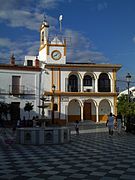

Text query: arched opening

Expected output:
[98,73,110,92]
[99,99,111,122]
[83,75,92,86]
[68,99,81,122]
[68,75,78,92]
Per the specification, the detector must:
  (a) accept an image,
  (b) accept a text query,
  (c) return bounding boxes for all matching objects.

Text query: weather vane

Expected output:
[43,13,46,22]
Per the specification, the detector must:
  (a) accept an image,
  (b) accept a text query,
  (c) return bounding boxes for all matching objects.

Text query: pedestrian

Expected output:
[75,120,79,135]
[17,118,21,128]
[106,112,115,136]
[117,113,122,135]
[32,116,36,127]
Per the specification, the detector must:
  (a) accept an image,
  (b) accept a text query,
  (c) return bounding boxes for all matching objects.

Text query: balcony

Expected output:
[66,85,94,93]
[83,86,94,92]
[9,85,35,95]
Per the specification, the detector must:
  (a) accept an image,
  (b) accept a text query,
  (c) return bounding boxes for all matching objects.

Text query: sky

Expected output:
[0,0,135,84]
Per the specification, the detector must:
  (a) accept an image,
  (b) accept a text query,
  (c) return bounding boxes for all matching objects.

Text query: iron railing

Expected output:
[9,85,35,95]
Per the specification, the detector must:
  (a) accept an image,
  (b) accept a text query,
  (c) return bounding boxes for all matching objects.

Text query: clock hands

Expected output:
[52,50,61,60]
[54,53,58,57]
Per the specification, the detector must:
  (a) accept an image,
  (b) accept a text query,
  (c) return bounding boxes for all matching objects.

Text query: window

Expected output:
[83,75,92,86]
[41,31,44,43]
[98,73,110,92]
[68,75,78,92]
[27,60,33,66]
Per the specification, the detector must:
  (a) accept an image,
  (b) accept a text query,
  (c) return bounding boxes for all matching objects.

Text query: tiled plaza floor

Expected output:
[0,124,135,180]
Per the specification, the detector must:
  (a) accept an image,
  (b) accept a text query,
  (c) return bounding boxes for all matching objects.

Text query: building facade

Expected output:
[0,57,41,121]
[0,18,122,124]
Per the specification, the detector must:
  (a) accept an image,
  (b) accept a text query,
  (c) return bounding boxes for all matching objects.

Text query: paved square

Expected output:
[1,124,135,179]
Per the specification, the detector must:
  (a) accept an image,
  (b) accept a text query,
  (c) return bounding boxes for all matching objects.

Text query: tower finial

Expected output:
[42,13,49,27]
[43,13,46,22]
[10,53,15,65]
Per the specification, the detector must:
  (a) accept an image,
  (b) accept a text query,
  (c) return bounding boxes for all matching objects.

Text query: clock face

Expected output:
[51,50,61,60]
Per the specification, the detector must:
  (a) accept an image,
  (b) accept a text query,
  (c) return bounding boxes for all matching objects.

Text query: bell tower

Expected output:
[39,17,49,49]
[38,16,66,65]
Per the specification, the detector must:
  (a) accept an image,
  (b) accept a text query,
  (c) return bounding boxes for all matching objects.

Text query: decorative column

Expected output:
[81,104,84,122]
[95,77,98,92]
[80,78,83,92]
[110,78,113,92]
[96,105,99,123]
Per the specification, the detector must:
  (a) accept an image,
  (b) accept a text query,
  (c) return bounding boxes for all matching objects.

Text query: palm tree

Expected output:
[24,102,34,119]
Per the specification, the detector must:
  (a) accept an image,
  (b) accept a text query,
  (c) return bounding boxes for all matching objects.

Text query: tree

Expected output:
[24,102,34,119]
[0,101,10,120]
[117,94,135,117]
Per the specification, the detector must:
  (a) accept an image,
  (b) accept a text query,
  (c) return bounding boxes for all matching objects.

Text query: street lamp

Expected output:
[52,84,56,124]
[126,73,131,103]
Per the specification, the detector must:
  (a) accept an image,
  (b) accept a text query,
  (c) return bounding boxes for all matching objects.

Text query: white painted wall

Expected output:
[39,48,47,63]
[0,69,41,120]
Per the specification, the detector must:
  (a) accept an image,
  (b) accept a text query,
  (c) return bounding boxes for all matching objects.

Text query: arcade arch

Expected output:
[98,99,111,121]
[68,99,81,122]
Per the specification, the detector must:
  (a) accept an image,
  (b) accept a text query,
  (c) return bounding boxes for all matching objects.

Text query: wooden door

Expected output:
[83,102,91,120]
[10,102,20,123]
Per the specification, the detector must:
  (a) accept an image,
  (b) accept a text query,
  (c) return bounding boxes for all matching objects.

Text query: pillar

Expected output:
[80,78,83,92]
[96,105,99,123]
[81,105,84,122]
[95,78,98,92]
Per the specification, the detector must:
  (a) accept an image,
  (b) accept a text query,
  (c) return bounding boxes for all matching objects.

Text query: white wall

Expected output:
[0,69,41,120]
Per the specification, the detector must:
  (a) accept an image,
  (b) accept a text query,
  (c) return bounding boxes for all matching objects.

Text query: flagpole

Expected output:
[59,15,63,33]
[60,21,62,33]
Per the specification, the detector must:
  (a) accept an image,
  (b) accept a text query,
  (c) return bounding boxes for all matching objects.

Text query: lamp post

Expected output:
[52,84,56,124]
[126,73,131,103]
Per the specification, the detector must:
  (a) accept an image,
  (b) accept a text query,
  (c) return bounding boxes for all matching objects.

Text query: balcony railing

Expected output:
[65,85,94,92]
[9,85,35,95]
[83,86,94,92]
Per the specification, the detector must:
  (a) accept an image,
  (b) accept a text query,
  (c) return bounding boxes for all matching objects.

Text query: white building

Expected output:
[0,18,122,124]
[118,86,135,100]
[0,55,41,121]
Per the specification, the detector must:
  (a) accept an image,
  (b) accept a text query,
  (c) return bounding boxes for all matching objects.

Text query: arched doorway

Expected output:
[68,99,81,122]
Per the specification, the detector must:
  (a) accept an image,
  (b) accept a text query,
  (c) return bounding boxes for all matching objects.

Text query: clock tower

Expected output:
[38,18,66,65]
